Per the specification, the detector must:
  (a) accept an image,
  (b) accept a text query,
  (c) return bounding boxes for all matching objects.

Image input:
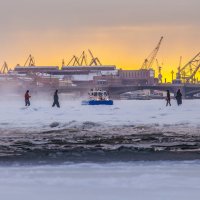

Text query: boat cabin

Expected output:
[89,89,109,101]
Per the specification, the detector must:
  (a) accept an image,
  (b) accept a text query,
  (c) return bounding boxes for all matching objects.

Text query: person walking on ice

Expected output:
[25,90,31,106]
[176,89,182,106]
[166,90,171,106]
[52,90,60,108]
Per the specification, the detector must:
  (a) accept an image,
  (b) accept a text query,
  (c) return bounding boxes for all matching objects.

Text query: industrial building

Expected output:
[14,66,59,74]
[61,65,118,86]
[118,69,156,85]
[13,64,157,87]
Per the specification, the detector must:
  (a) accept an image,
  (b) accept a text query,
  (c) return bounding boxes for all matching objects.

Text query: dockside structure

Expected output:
[13,65,157,86]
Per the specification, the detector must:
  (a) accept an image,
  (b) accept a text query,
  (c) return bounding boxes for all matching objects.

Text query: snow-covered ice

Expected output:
[0,161,200,200]
[0,96,200,200]
[1,96,200,130]
[0,96,199,161]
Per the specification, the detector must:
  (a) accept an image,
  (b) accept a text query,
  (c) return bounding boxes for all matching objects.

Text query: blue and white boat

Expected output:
[82,89,114,105]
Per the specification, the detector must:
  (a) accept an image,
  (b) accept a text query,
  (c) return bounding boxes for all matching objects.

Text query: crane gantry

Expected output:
[176,52,200,83]
[0,62,9,74]
[78,51,88,66]
[24,54,35,67]
[88,49,102,66]
[66,55,80,66]
[141,36,164,70]
[66,50,102,66]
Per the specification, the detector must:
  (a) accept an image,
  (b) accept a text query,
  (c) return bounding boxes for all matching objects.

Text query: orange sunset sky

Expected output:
[0,0,199,81]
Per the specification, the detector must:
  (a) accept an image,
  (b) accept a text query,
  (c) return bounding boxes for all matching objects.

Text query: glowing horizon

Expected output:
[0,0,199,82]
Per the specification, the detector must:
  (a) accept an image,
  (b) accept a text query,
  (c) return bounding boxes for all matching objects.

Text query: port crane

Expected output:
[67,55,80,66]
[66,50,103,66]
[141,36,164,70]
[156,59,163,83]
[171,57,182,83]
[0,62,9,74]
[24,54,35,67]
[175,56,182,81]
[176,52,200,83]
[78,51,88,66]
[88,49,102,66]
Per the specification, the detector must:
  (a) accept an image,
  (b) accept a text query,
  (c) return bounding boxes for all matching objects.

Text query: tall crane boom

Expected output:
[141,36,164,70]
[0,62,9,74]
[88,49,102,66]
[178,52,200,83]
[179,52,200,74]
[24,54,35,67]
[66,50,103,67]
[88,49,97,66]
[78,51,88,66]
[67,55,80,66]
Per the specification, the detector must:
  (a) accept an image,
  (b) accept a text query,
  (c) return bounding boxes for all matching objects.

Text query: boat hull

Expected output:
[82,100,114,105]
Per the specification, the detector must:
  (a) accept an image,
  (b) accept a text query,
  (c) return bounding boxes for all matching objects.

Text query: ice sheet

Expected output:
[0,98,199,130]
[0,161,200,200]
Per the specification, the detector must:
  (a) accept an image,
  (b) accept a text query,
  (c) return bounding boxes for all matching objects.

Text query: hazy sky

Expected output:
[0,0,199,78]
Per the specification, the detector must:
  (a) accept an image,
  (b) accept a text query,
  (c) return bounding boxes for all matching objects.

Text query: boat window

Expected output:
[98,92,102,96]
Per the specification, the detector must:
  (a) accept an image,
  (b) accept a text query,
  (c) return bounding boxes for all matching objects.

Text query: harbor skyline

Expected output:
[1,1,200,199]
[0,0,199,80]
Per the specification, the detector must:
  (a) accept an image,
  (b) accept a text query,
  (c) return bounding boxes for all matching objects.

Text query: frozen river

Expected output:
[0,98,199,162]
[1,161,200,200]
[1,97,200,130]
[0,97,200,199]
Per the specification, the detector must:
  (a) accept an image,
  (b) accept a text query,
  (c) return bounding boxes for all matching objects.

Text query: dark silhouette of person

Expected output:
[25,90,31,106]
[166,90,171,106]
[52,90,60,108]
[176,89,182,106]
